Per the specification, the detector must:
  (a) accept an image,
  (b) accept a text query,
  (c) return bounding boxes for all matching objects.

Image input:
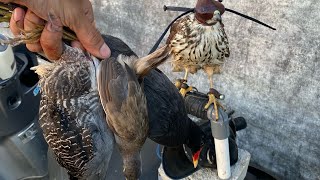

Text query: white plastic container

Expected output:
[0,34,16,80]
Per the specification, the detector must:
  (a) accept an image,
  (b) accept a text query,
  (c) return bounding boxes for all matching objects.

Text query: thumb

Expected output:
[74,17,110,59]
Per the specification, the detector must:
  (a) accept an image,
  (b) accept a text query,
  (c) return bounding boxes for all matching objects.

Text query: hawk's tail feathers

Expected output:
[134,45,170,77]
[30,63,55,78]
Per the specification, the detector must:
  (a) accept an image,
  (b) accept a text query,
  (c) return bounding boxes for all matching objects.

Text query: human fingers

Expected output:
[69,1,93,53]
[74,17,110,59]
[71,1,110,59]
[24,9,45,52]
[82,0,94,24]
[40,13,63,61]
[9,7,25,36]
[3,0,109,59]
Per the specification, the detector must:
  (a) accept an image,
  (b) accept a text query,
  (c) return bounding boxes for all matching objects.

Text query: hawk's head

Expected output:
[195,0,225,26]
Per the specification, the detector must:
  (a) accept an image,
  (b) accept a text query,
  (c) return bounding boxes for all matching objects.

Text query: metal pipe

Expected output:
[214,138,231,179]
[209,107,231,179]
[184,91,231,179]
[163,5,194,12]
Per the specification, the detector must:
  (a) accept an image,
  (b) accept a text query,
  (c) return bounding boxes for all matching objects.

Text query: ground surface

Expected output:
[106,139,161,180]
[47,138,161,180]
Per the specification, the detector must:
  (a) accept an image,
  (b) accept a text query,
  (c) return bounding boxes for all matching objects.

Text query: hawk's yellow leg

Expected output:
[176,67,193,97]
[204,65,224,121]
[204,76,220,120]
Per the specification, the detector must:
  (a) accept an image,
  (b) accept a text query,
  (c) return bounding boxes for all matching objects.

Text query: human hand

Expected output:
[1,0,110,60]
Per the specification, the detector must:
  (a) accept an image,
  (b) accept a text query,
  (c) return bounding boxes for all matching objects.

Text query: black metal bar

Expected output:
[163,5,194,12]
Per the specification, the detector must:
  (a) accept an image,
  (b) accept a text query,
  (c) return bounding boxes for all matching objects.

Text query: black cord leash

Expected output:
[225,8,276,30]
[148,8,194,54]
[149,5,276,54]
[164,5,277,30]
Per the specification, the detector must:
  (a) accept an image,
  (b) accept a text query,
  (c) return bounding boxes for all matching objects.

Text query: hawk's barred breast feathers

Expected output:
[168,14,230,73]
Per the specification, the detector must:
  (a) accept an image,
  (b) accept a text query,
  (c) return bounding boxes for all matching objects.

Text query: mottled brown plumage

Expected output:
[97,46,169,180]
[166,0,229,120]
[167,13,229,72]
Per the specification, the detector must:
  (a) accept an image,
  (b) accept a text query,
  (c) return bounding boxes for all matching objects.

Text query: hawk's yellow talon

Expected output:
[175,80,182,89]
[179,86,193,97]
[205,94,219,120]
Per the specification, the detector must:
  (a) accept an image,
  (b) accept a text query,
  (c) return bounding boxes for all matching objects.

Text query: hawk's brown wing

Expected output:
[166,16,189,44]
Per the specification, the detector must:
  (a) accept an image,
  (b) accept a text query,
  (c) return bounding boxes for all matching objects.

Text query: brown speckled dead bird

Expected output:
[97,45,169,180]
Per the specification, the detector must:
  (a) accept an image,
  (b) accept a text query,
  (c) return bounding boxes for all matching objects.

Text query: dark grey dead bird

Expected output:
[102,34,239,172]
[102,35,207,150]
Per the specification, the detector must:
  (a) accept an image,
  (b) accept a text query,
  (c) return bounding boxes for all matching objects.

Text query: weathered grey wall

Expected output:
[90,0,320,179]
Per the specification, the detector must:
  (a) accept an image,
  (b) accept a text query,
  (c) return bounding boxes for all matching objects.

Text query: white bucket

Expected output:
[0,34,16,80]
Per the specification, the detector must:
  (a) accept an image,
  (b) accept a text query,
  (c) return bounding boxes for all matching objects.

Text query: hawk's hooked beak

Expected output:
[192,147,203,168]
[214,10,222,22]
[203,10,222,25]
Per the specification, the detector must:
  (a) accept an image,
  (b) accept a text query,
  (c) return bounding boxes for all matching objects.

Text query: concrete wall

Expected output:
[0,0,317,179]
[91,1,320,179]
